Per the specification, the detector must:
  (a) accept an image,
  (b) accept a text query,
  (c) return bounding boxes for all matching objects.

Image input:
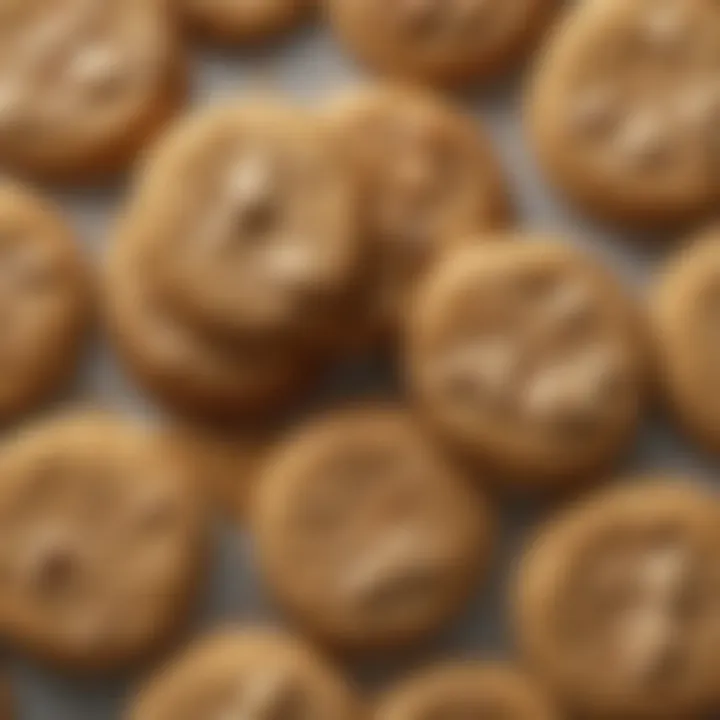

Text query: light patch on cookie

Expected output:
[614,546,690,683]
[340,525,438,606]
[535,279,596,333]
[218,669,298,720]
[612,111,671,170]
[569,85,621,138]
[522,345,625,431]
[67,42,126,96]
[439,338,520,409]
[637,2,690,52]
[0,82,26,131]
[225,152,280,239]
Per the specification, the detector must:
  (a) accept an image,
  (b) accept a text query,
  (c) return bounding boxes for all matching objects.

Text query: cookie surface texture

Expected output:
[181,0,314,42]
[514,480,720,719]
[0,0,185,181]
[528,0,720,226]
[252,407,493,652]
[376,662,559,720]
[651,228,720,454]
[0,182,89,423]
[129,627,362,720]
[105,99,361,419]
[405,239,648,487]
[325,0,557,87]
[0,411,207,671]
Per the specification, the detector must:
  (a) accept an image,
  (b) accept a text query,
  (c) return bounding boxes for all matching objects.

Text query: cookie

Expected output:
[528,0,720,226]
[0,183,89,423]
[181,0,314,43]
[376,662,559,720]
[650,228,720,454]
[324,0,558,87]
[405,239,648,488]
[126,100,360,345]
[327,84,511,340]
[0,0,185,181]
[105,99,360,419]
[252,407,493,652]
[514,480,720,719]
[0,411,207,672]
[105,235,316,419]
[129,627,362,720]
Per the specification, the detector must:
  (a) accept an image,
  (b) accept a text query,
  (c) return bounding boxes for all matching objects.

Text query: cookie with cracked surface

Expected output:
[324,0,558,87]
[0,0,185,181]
[0,411,207,672]
[405,239,648,488]
[128,627,362,720]
[0,183,89,423]
[514,480,720,719]
[252,407,493,652]
[181,0,315,43]
[650,227,720,454]
[376,662,559,720]
[528,0,720,226]
[327,84,511,340]
[125,100,362,348]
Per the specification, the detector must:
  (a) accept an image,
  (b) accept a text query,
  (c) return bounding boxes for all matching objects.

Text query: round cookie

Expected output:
[129,627,362,720]
[376,663,559,720]
[0,182,89,423]
[651,228,720,454]
[104,232,317,419]
[0,0,186,181]
[514,480,720,719]
[0,411,207,672]
[528,0,720,226]
[405,239,648,488]
[324,0,558,87]
[252,407,493,653]
[327,84,511,339]
[125,100,361,347]
[181,0,314,43]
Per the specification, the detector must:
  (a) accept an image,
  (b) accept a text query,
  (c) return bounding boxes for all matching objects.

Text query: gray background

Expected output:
[10,18,720,720]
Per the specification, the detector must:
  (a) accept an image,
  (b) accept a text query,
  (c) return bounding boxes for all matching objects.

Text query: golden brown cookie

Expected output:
[252,406,493,653]
[514,479,720,720]
[134,101,360,344]
[528,0,720,226]
[0,182,89,423]
[327,84,511,340]
[376,662,559,720]
[324,0,558,87]
[405,239,648,489]
[104,234,316,419]
[0,0,185,181]
[181,0,315,43]
[650,228,720,454]
[128,627,362,720]
[0,411,207,672]
[105,99,361,419]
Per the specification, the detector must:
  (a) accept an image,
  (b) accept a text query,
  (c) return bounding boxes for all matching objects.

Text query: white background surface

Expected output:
[11,18,720,720]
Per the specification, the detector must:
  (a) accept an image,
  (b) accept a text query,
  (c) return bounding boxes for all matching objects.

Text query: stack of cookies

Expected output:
[0,1,718,720]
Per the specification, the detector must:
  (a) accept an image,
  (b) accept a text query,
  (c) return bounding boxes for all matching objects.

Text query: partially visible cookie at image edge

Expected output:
[324,0,559,87]
[0,410,208,672]
[181,0,315,43]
